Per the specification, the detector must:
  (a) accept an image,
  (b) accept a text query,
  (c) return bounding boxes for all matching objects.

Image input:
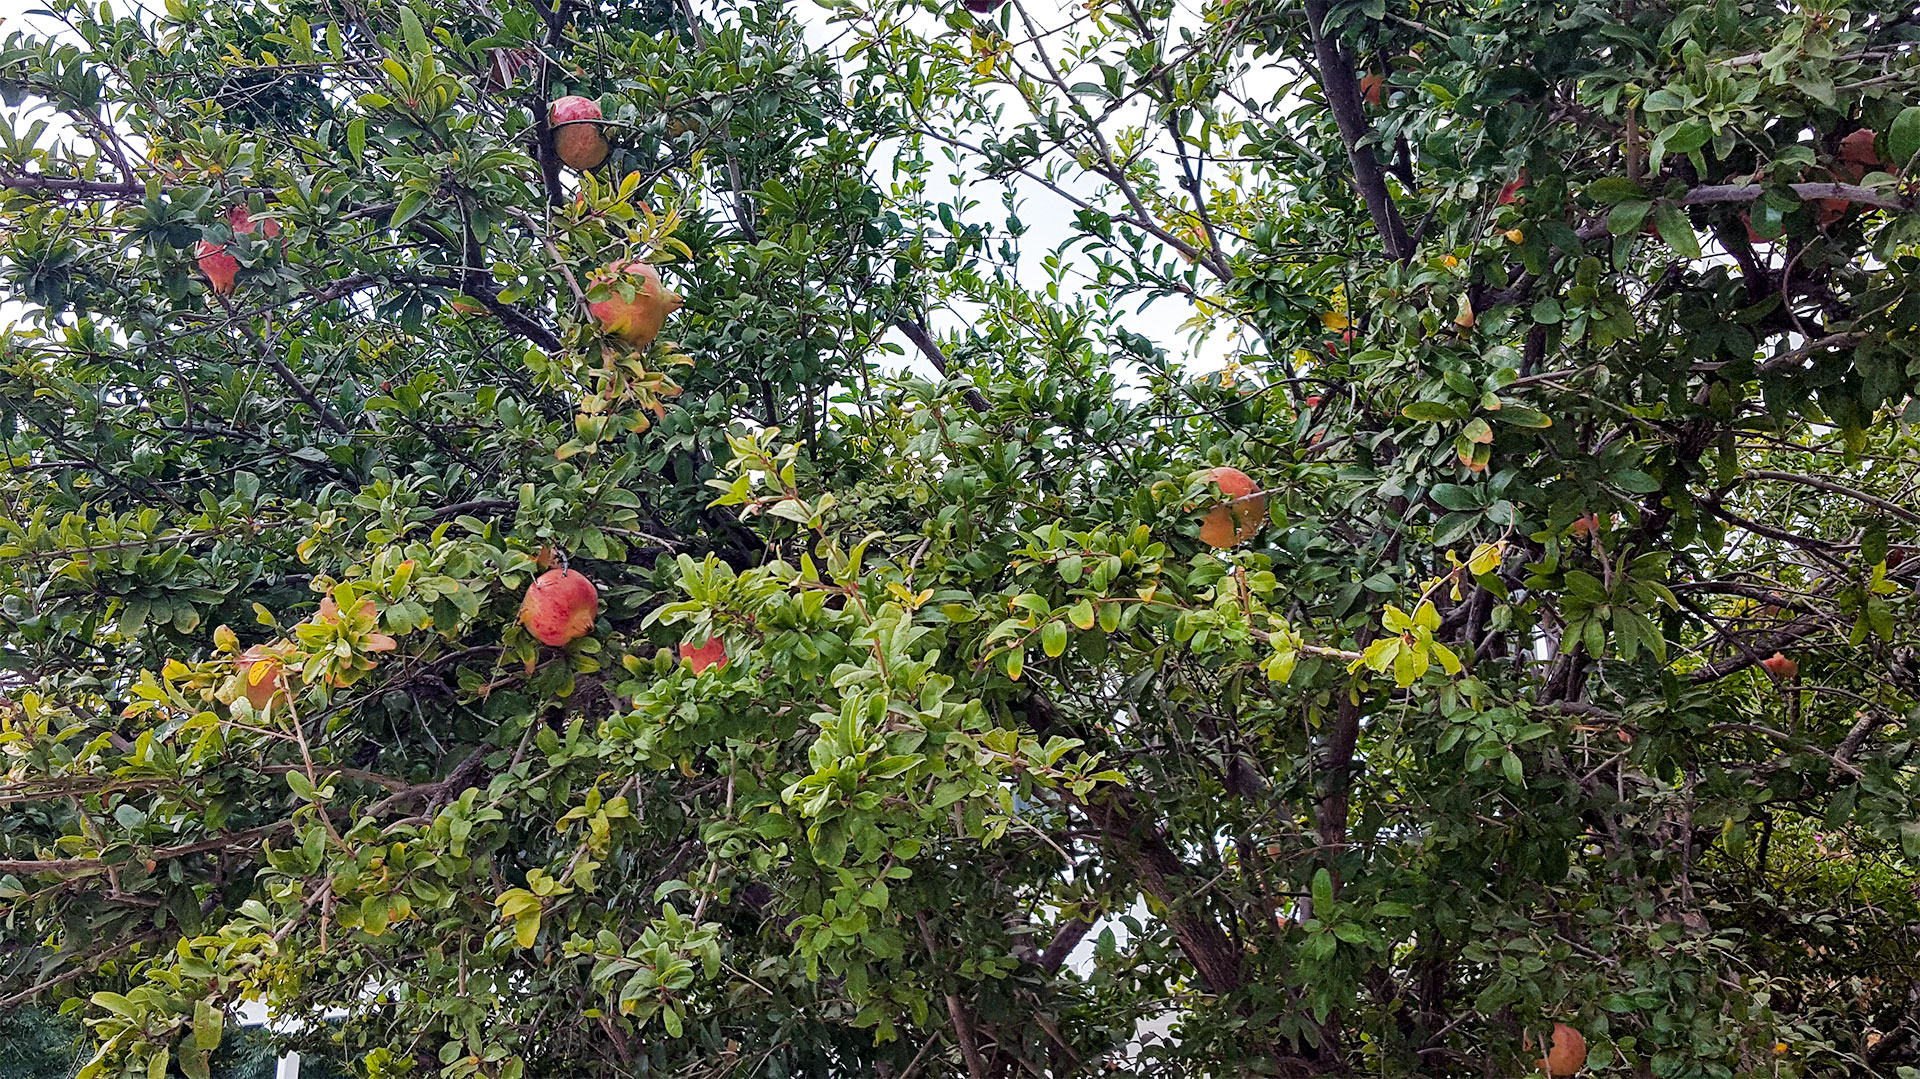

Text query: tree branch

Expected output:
[1302,0,1413,260]
[1742,469,1920,527]
[0,172,147,198]
[1681,181,1908,212]
[1038,917,1092,974]
[895,318,994,415]
[0,820,293,876]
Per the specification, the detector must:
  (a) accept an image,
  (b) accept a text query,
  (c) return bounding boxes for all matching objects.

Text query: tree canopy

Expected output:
[2,0,1920,1075]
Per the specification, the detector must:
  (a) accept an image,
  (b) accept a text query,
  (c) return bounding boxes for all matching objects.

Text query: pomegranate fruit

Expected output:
[1195,466,1265,548]
[520,568,599,646]
[1531,1022,1586,1077]
[196,206,281,296]
[680,636,728,673]
[1761,652,1798,680]
[587,259,683,346]
[1838,128,1881,180]
[550,95,609,170]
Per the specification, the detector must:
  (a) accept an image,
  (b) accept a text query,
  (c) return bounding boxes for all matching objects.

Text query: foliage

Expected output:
[0,1008,338,1079]
[1,0,1919,1074]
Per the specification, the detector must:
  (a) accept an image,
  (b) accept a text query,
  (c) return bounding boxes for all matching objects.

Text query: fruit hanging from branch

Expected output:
[196,206,280,296]
[680,636,728,673]
[1821,127,1888,223]
[549,95,610,171]
[1761,652,1799,680]
[1194,466,1266,548]
[1528,1023,1587,1077]
[519,568,599,646]
[587,259,683,346]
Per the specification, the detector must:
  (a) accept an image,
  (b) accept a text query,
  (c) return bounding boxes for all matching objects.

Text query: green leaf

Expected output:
[1611,469,1661,494]
[1585,177,1647,204]
[1494,406,1551,428]
[399,6,431,58]
[1653,203,1701,259]
[1890,106,1920,169]
[1040,619,1068,658]
[1863,519,1890,566]
[1658,120,1710,154]
[1068,599,1096,630]
[513,906,541,948]
[1607,199,1652,236]
[390,190,429,230]
[1311,867,1334,912]
[1402,401,1460,423]
[285,771,315,800]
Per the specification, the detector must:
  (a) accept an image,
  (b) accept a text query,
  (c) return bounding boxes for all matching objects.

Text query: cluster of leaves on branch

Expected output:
[2,0,1920,1075]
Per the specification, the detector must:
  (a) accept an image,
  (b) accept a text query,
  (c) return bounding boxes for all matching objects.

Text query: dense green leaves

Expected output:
[2,0,1920,1075]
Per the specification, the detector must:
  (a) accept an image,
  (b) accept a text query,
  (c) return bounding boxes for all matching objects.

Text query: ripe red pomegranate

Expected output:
[680,636,728,673]
[588,259,683,346]
[1528,1023,1586,1077]
[520,568,599,646]
[550,95,609,170]
[1761,652,1798,680]
[197,206,281,296]
[1838,128,1881,180]
[1195,467,1265,548]
[1821,129,1885,224]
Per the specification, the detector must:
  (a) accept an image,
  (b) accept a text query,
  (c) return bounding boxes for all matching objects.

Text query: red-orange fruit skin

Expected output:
[1197,466,1265,548]
[1532,1023,1586,1077]
[550,96,609,170]
[680,636,728,673]
[197,206,280,295]
[520,569,599,646]
[587,259,683,346]
[555,124,609,170]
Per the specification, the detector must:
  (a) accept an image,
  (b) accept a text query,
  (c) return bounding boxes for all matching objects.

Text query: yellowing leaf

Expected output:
[1454,295,1475,328]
